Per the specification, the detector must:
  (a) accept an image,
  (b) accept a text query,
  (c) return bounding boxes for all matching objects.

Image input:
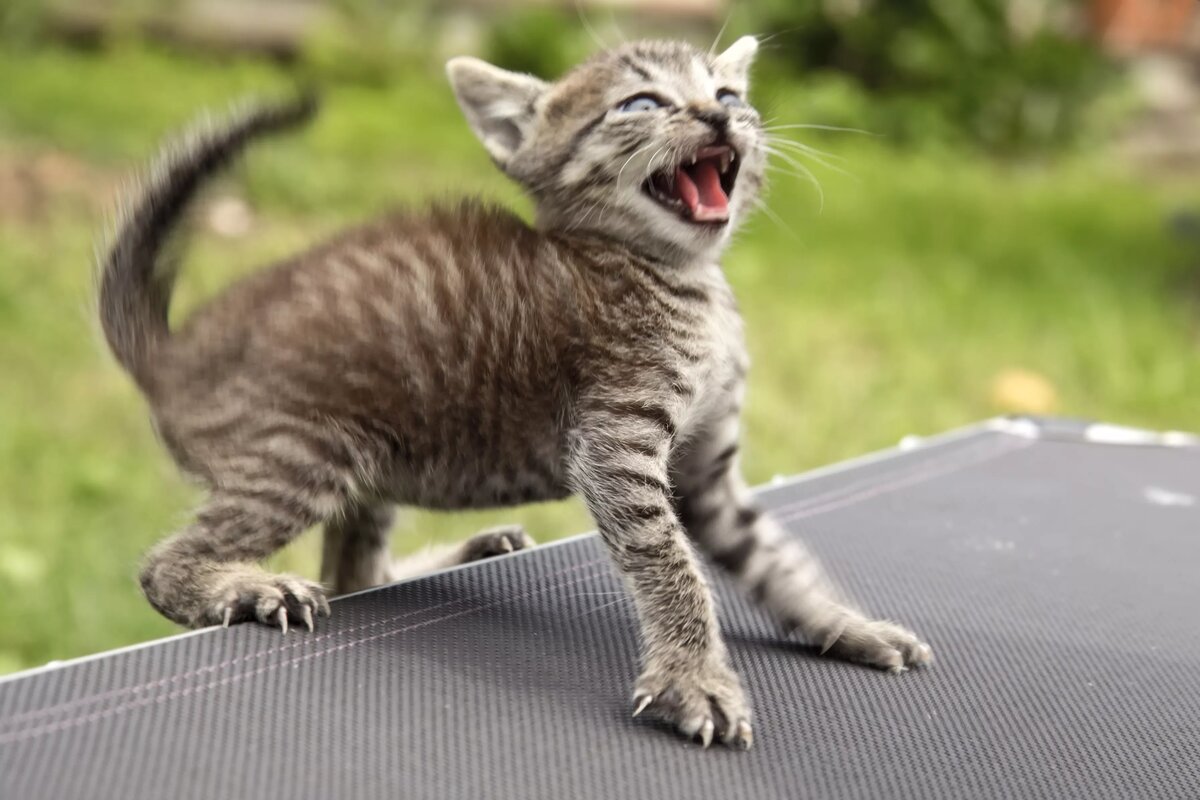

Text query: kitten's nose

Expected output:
[690,106,729,135]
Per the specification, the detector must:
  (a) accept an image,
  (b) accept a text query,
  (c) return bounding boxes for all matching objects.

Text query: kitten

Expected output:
[98,36,931,750]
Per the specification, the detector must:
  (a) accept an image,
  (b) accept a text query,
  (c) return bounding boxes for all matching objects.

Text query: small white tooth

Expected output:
[720,153,730,174]
[690,154,696,165]
[730,150,736,162]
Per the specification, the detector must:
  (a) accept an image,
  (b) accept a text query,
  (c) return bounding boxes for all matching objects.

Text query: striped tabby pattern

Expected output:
[97,37,930,750]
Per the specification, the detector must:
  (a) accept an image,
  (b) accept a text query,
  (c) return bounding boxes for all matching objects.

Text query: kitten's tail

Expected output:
[97,92,317,393]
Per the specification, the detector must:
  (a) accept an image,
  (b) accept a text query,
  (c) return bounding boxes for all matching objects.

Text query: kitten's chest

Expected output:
[673,281,746,433]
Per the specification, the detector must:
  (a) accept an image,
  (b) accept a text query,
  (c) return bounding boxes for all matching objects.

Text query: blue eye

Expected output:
[717,90,744,108]
[618,94,665,113]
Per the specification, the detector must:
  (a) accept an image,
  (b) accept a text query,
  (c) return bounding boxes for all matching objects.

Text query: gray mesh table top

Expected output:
[2,417,1198,800]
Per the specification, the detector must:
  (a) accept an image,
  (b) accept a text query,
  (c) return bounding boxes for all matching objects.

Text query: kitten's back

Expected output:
[151,200,595,505]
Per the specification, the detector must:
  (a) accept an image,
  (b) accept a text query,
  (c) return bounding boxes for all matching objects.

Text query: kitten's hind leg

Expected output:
[388,524,535,582]
[672,422,933,672]
[139,458,349,632]
[321,501,396,596]
[456,524,536,562]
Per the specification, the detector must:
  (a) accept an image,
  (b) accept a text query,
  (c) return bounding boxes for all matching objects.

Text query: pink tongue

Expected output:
[675,159,729,222]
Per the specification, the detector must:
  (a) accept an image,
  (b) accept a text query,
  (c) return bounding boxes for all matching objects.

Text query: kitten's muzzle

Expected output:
[643,143,740,225]
[689,107,730,136]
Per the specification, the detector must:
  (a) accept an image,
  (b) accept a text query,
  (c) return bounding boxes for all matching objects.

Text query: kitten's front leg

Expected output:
[673,419,933,671]
[568,401,753,749]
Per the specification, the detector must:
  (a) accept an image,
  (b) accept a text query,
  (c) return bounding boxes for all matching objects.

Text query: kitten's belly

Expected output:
[393,451,573,510]
[381,402,574,510]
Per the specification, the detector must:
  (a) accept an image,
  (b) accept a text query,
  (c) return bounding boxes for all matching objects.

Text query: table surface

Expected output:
[2,417,1198,800]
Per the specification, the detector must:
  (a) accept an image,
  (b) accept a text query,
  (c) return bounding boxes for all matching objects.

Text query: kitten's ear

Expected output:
[446,57,547,167]
[712,35,759,83]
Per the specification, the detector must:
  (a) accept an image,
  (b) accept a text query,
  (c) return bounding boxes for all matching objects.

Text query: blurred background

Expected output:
[0,0,1197,675]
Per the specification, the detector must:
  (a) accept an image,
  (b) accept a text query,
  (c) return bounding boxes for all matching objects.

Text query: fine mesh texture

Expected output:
[2,421,1198,799]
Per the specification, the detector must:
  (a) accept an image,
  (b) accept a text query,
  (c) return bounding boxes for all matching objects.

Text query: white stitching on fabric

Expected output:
[774,437,1033,525]
[1,433,1025,740]
[0,569,609,746]
[0,558,607,732]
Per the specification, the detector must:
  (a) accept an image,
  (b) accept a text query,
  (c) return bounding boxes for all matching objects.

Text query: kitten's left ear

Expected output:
[446,57,547,168]
[712,35,759,83]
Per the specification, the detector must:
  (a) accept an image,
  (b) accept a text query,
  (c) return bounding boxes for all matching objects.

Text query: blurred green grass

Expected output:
[0,43,1197,675]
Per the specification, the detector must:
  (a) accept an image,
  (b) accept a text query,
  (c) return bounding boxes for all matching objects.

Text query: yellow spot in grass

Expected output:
[989,368,1059,414]
[0,544,48,586]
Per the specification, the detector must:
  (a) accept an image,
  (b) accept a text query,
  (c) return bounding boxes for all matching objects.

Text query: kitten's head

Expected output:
[447,37,764,265]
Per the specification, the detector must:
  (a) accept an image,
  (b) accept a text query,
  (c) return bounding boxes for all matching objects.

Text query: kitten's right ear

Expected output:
[446,57,547,168]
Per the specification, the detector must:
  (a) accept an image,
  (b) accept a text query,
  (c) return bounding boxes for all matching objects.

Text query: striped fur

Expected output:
[97,37,930,750]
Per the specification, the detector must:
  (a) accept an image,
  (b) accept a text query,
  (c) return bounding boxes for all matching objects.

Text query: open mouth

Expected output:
[643,144,739,225]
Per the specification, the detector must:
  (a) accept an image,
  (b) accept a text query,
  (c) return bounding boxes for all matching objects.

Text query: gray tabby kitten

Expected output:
[98,36,931,750]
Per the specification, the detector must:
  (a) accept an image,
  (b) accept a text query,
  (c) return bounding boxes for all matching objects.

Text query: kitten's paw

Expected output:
[816,616,933,672]
[632,659,753,750]
[207,570,331,633]
[459,525,535,563]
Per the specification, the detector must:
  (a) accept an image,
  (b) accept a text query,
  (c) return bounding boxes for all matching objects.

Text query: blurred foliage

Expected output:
[481,6,595,78]
[747,0,1117,153]
[2,0,1126,153]
[303,0,437,85]
[0,0,47,46]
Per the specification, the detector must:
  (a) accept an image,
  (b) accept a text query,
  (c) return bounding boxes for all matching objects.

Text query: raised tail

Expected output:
[97,92,318,393]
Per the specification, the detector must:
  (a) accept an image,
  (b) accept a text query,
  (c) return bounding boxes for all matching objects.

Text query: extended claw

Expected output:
[500,536,514,553]
[728,720,753,750]
[301,606,314,633]
[819,620,848,655]
[698,719,715,749]
[276,606,288,634]
[222,607,232,628]
[632,694,653,718]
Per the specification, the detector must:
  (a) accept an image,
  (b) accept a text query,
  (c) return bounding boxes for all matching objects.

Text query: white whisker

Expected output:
[767,138,857,181]
[765,136,846,163]
[596,143,667,231]
[615,142,659,190]
[763,123,877,136]
[709,11,734,57]
[762,147,825,210]
[574,1,609,51]
[752,196,804,240]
